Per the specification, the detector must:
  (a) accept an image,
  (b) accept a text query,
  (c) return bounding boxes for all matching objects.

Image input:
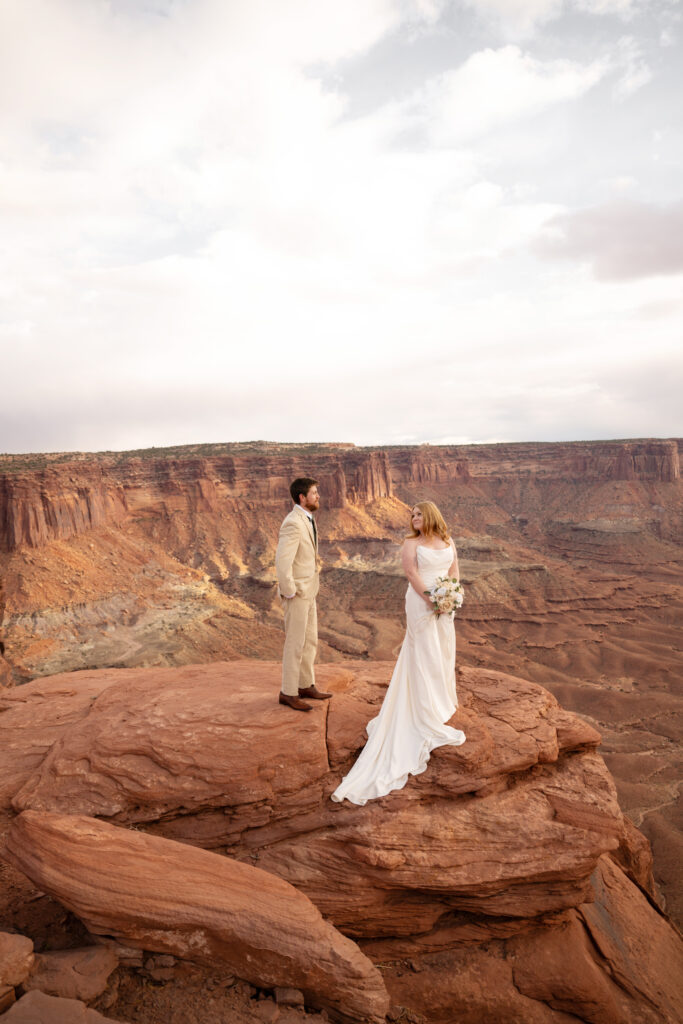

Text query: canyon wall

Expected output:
[0,438,681,929]
[0,447,397,552]
[0,439,679,552]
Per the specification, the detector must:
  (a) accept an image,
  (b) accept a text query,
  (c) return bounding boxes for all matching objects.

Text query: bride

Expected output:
[331,501,466,805]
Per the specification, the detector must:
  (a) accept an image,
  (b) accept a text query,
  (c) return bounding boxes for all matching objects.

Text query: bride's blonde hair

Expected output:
[406,501,451,542]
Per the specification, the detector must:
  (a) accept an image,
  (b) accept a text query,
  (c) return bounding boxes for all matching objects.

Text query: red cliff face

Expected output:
[1,440,677,553]
[0,449,394,553]
[0,470,128,551]
[386,438,680,484]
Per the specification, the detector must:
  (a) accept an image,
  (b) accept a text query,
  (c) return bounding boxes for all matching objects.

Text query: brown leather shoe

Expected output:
[279,692,312,712]
[298,685,332,700]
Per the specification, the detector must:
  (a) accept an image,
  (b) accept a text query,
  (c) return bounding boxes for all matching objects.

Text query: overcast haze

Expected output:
[2,0,682,454]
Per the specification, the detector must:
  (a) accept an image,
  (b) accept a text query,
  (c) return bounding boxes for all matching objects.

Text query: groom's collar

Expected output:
[294,504,314,520]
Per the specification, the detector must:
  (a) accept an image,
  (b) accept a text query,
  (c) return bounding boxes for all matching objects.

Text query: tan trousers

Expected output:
[281,595,317,696]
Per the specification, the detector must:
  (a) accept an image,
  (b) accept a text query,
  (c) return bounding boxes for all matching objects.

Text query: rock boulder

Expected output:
[0,990,129,1023]
[23,947,118,1002]
[10,661,622,935]
[0,933,34,988]
[3,811,389,1024]
[3,659,682,1022]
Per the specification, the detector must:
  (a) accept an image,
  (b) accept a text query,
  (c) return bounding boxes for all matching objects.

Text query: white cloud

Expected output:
[430,181,561,269]
[612,35,653,97]
[0,0,680,453]
[404,46,608,146]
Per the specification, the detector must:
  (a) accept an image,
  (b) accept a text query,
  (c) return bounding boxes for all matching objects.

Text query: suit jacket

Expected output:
[275,505,320,600]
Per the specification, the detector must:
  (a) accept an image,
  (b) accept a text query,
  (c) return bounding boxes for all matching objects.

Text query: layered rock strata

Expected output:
[4,811,389,1024]
[2,659,681,1023]
[0,439,679,553]
[9,662,619,939]
[379,856,683,1024]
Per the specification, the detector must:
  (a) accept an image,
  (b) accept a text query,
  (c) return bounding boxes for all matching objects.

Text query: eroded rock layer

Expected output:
[1,438,681,927]
[1,659,681,1024]
[7,661,620,937]
[4,810,389,1024]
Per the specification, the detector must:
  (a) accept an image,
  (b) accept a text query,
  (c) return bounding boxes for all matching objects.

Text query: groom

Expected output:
[275,477,332,711]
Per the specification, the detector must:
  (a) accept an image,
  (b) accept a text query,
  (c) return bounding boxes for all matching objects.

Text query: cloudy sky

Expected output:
[1,0,682,453]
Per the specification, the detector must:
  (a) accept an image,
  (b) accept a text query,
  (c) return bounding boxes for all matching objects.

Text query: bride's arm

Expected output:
[448,538,460,580]
[401,539,433,607]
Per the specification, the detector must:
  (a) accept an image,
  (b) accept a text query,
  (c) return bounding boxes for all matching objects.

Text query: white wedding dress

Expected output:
[331,544,466,805]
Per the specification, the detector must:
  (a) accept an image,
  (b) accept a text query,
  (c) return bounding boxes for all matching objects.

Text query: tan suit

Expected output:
[275,505,320,696]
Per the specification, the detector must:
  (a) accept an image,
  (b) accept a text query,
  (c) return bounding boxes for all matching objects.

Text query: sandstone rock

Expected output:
[505,858,683,1024]
[11,661,337,826]
[378,853,683,1024]
[1,440,677,553]
[1,650,681,1023]
[259,748,622,936]
[145,967,175,982]
[0,932,34,987]
[640,807,683,924]
[577,855,683,1020]
[274,987,305,1006]
[0,990,129,1023]
[3,811,389,1024]
[0,672,115,808]
[612,814,656,895]
[511,912,622,1022]
[0,987,15,1015]
[11,660,603,824]
[382,936,586,1023]
[256,1001,281,1023]
[93,944,142,968]
[327,663,601,784]
[0,655,12,689]
[24,946,118,1002]
[9,661,623,937]
[144,954,175,970]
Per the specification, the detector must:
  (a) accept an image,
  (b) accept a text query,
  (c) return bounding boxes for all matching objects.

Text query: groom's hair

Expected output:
[290,477,318,505]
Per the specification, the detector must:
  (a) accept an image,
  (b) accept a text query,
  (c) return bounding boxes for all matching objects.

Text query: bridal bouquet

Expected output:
[425,576,464,615]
